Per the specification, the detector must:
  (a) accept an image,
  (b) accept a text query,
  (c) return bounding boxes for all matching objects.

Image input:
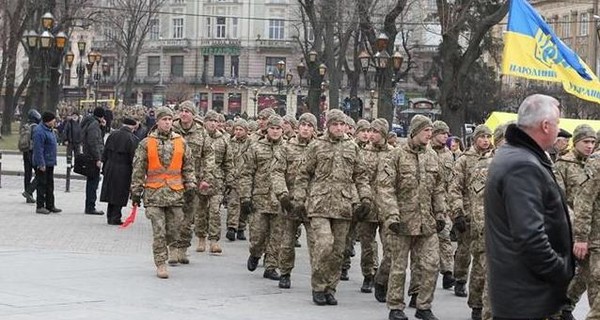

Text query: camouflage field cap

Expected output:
[204,110,220,121]
[267,115,284,128]
[283,114,298,128]
[409,115,433,137]
[473,124,492,140]
[356,119,371,133]
[155,106,174,120]
[326,109,346,127]
[233,119,249,131]
[573,124,597,143]
[371,118,389,137]
[216,113,226,122]
[346,116,356,129]
[179,100,197,115]
[493,123,509,146]
[432,120,450,136]
[258,107,276,119]
[299,112,317,128]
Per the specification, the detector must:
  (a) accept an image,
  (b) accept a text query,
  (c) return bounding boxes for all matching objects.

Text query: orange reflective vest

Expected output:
[144,136,185,190]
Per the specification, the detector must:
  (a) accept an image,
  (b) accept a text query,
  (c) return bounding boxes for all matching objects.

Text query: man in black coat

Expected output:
[100,118,139,225]
[484,94,574,319]
[81,107,106,215]
[62,111,82,158]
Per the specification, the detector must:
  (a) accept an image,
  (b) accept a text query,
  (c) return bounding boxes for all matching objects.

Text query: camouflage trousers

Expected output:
[585,248,600,320]
[311,217,351,293]
[564,255,589,312]
[387,233,440,311]
[355,221,380,277]
[375,226,392,288]
[482,273,492,320]
[249,212,281,271]
[226,188,248,231]
[145,206,183,266]
[454,225,472,282]
[468,237,486,309]
[175,192,198,249]
[279,217,314,275]
[439,215,454,273]
[342,221,358,271]
[194,194,223,241]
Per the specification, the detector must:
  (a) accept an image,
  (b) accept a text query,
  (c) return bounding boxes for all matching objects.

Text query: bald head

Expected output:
[517,94,561,150]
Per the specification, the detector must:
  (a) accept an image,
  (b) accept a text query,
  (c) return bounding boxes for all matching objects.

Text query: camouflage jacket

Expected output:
[239,137,283,214]
[204,129,234,195]
[292,133,371,220]
[249,129,267,143]
[376,141,446,236]
[361,142,393,223]
[131,129,197,207]
[432,144,455,192]
[172,119,216,186]
[554,150,590,209]
[229,135,252,181]
[574,158,600,248]
[448,146,494,238]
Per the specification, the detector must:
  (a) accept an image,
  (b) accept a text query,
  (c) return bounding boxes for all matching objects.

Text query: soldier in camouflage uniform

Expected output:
[282,114,298,140]
[448,124,493,320]
[557,124,597,320]
[272,113,318,289]
[346,116,357,136]
[377,115,445,320]
[130,106,197,279]
[216,113,230,140]
[195,110,234,254]
[240,115,285,280]
[250,107,277,142]
[225,119,252,241]
[171,101,216,264]
[293,109,372,305]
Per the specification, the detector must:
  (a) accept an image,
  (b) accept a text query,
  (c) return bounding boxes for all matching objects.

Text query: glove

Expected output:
[436,219,446,233]
[279,194,294,214]
[354,198,372,221]
[131,193,142,207]
[241,200,253,216]
[454,215,467,233]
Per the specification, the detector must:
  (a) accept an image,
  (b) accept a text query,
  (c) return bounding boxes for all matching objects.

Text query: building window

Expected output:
[580,12,589,36]
[268,19,285,40]
[149,19,160,40]
[231,55,239,78]
[171,56,184,77]
[563,15,570,38]
[148,56,160,77]
[265,56,286,75]
[232,17,238,38]
[173,18,184,39]
[216,17,226,38]
[206,17,212,38]
[214,55,225,77]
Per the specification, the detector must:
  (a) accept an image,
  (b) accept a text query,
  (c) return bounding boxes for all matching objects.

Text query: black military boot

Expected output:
[312,291,327,306]
[340,268,350,281]
[374,282,387,302]
[442,271,456,289]
[225,228,236,241]
[471,308,482,320]
[415,309,439,320]
[263,268,281,280]
[389,309,408,320]
[454,280,467,297]
[324,292,338,305]
[361,275,374,293]
[247,255,260,271]
[408,294,418,308]
[279,274,291,289]
[236,230,247,240]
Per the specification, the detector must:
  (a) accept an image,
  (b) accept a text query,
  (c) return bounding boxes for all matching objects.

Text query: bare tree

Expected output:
[165,82,194,104]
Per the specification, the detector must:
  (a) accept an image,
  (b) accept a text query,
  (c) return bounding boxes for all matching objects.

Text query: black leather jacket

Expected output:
[484,124,574,318]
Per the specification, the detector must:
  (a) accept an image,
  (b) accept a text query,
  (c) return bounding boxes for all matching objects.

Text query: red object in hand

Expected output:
[120,205,138,229]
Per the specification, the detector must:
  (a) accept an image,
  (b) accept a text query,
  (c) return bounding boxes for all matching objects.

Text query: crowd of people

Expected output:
[16,93,600,320]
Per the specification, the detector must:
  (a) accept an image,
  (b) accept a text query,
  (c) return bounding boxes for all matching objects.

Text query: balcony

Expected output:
[255,39,296,52]
[200,38,241,47]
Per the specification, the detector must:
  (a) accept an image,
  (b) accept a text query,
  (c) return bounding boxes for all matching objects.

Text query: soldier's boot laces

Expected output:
[226,228,236,241]
[196,238,206,252]
[389,309,408,320]
[247,255,260,271]
[178,248,189,264]
[312,291,327,306]
[279,274,291,289]
[408,294,418,308]
[209,241,222,255]
[156,265,169,279]
[340,268,350,281]
[415,309,439,320]
[561,310,576,320]
[454,280,468,297]
[236,230,247,240]
[168,247,179,266]
[442,271,456,289]
[263,269,281,280]
[324,293,338,305]
[361,275,374,293]
[471,308,482,320]
[374,282,387,303]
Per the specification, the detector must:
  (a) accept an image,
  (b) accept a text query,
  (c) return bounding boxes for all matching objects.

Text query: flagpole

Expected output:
[594,0,599,75]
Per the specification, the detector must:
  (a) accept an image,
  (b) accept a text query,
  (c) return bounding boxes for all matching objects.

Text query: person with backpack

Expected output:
[19,109,41,203]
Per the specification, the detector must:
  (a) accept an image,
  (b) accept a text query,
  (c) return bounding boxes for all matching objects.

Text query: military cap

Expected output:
[432,120,450,136]
[248,120,259,131]
[558,128,572,139]
[179,100,198,115]
[233,119,249,131]
[326,109,346,127]
[283,114,298,128]
[258,107,276,119]
[346,116,356,129]
[299,112,317,128]
[216,113,226,122]
[204,110,220,121]
[473,124,492,140]
[573,124,596,143]
[371,118,389,137]
[122,117,137,126]
[356,119,371,133]
[493,123,510,146]
[155,106,174,120]
[267,115,284,128]
[409,115,433,138]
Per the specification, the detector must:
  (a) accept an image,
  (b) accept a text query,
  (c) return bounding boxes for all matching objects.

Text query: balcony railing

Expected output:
[200,38,241,47]
[256,39,295,49]
[146,38,191,49]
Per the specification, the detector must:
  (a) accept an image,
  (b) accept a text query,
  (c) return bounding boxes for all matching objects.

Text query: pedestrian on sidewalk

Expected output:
[32,112,62,214]
[62,111,82,159]
[19,109,41,203]
[81,107,105,215]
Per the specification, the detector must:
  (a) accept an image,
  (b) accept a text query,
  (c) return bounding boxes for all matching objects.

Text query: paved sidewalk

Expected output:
[0,175,590,320]
[0,151,85,181]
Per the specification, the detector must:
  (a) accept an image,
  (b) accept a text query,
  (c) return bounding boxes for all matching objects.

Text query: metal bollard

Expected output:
[65,154,71,192]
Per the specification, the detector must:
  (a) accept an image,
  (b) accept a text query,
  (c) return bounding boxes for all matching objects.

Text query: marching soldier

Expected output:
[130,106,197,279]
[250,107,277,142]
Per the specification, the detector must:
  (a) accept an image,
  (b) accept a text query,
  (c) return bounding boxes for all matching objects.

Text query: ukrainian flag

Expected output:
[502,0,600,103]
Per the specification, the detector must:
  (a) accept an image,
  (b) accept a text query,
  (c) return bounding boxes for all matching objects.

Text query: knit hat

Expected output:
[93,107,105,118]
[326,109,346,127]
[371,118,389,137]
[204,110,220,121]
[217,113,226,122]
[493,123,510,146]
[179,100,197,115]
[267,115,284,128]
[432,120,450,136]
[299,113,317,128]
[473,124,492,140]
[28,109,41,123]
[248,120,258,131]
[356,119,371,133]
[573,124,597,143]
[258,107,276,119]
[409,115,433,137]
[41,111,56,123]
[122,117,137,126]
[283,114,298,128]
[346,116,356,129]
[233,119,249,131]
[155,106,174,120]
[226,119,234,126]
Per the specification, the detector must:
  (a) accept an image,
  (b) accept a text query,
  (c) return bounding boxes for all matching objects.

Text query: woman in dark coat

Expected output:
[100,118,139,225]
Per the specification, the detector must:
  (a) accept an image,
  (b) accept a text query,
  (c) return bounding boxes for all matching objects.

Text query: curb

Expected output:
[1,150,68,156]
[1,170,87,181]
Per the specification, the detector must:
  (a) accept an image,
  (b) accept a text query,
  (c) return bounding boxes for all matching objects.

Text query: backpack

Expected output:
[18,123,36,152]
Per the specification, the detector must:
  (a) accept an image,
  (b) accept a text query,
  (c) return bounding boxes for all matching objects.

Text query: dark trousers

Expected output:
[23,152,37,194]
[35,166,55,209]
[107,204,122,223]
[85,174,101,212]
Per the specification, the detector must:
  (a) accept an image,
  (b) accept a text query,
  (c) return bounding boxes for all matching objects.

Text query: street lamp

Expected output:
[296,60,306,85]
[318,63,328,77]
[308,50,318,63]
[87,51,103,108]
[64,51,74,86]
[252,88,259,118]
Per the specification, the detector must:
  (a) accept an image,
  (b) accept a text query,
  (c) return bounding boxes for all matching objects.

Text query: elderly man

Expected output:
[485,94,574,319]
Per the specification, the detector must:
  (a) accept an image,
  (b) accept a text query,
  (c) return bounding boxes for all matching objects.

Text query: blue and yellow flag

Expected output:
[502,0,600,103]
